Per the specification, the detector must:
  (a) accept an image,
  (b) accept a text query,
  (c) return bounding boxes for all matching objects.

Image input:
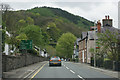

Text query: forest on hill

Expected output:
[2,6,94,57]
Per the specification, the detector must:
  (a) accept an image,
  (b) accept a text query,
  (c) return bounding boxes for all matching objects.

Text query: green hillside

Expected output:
[3,6,94,54]
[27,7,94,29]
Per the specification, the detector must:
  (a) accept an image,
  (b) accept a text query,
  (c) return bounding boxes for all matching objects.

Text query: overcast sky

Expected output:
[1,0,119,28]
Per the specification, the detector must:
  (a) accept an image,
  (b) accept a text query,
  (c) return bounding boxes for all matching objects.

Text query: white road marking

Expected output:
[70,70,75,74]
[66,67,69,69]
[77,75,84,79]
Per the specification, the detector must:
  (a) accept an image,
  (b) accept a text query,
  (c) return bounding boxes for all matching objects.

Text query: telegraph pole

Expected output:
[94,20,96,67]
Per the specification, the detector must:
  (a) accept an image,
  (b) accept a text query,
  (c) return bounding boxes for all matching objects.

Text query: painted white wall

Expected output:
[82,50,84,62]
[45,53,48,57]
[41,51,44,57]
[3,43,9,55]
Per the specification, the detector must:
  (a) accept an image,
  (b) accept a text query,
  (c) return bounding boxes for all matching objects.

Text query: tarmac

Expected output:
[2,61,120,79]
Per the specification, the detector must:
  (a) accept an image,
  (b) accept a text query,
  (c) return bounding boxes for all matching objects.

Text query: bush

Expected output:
[27,49,39,56]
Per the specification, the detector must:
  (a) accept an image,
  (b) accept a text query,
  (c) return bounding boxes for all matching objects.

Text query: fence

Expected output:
[91,58,120,71]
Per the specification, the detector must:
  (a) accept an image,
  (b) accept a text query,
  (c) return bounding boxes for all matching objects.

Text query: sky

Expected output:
[0,0,119,28]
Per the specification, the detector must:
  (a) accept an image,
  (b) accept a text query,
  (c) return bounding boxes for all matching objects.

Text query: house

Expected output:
[100,15,120,58]
[77,15,120,64]
[73,38,81,59]
[78,32,87,63]
[3,30,11,55]
[86,31,98,63]
[78,20,100,63]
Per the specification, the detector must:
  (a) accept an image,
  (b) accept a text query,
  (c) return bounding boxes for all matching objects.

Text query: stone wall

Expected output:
[2,53,48,72]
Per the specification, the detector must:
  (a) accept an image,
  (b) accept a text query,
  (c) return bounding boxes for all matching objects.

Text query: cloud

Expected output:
[1,1,118,28]
[1,0,119,2]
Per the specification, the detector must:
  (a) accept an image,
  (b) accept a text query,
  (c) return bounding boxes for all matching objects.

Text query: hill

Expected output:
[27,6,94,30]
[3,6,94,47]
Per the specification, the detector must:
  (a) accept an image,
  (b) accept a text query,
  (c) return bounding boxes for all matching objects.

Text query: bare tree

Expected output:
[0,3,13,13]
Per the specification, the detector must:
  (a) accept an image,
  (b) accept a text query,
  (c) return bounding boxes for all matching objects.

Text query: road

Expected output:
[30,61,118,80]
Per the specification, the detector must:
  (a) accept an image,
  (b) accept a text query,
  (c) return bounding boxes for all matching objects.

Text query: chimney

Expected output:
[108,15,109,19]
[102,15,112,27]
[105,16,107,19]
[97,20,101,32]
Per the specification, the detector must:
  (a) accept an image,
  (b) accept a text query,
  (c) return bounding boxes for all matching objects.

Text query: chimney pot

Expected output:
[105,16,107,19]
[108,15,109,19]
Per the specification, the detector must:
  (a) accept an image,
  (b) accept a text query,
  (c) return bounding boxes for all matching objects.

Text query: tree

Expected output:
[0,3,12,52]
[26,17,34,25]
[97,29,120,61]
[45,22,61,42]
[17,19,26,27]
[45,45,56,57]
[0,3,12,12]
[56,32,76,58]
[20,25,44,47]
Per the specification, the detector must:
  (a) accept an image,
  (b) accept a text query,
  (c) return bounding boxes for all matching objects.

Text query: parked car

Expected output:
[49,56,61,66]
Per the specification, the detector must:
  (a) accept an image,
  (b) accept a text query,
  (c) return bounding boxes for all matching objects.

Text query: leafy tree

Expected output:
[41,30,50,45]
[20,25,44,47]
[56,32,76,58]
[45,22,61,42]
[26,17,34,25]
[97,29,120,61]
[17,19,26,27]
[45,45,56,57]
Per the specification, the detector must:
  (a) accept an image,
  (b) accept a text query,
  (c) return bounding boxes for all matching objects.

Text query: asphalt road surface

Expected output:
[30,61,119,80]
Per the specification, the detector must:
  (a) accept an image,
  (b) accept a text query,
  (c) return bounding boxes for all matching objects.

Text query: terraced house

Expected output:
[78,15,120,64]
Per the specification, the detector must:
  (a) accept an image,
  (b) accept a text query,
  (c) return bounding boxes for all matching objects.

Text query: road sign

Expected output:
[20,40,32,50]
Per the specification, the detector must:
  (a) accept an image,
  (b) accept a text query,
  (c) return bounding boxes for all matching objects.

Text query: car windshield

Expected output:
[50,57,60,60]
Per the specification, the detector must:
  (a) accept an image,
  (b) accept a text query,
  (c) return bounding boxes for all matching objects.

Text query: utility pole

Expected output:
[94,20,96,67]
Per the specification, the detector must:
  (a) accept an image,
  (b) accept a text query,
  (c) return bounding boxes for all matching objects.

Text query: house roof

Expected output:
[88,31,98,40]
[82,32,87,39]
[75,38,81,45]
[101,26,120,40]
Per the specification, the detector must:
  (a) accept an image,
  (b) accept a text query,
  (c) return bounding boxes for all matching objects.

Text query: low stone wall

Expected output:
[2,53,48,72]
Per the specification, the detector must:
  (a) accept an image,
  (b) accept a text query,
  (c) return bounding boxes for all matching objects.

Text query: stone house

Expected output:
[78,32,87,63]
[78,21,100,63]
[86,31,98,63]
[78,15,120,64]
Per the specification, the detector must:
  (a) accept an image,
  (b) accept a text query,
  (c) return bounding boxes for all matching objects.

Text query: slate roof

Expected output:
[82,32,87,39]
[75,38,81,46]
[87,31,98,40]
[101,26,120,40]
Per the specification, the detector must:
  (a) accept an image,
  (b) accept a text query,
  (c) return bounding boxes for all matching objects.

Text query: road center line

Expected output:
[31,63,46,79]
[77,75,84,80]
[66,67,69,69]
[70,70,75,74]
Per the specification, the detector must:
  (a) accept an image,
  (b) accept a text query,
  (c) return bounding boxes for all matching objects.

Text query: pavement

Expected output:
[2,61,120,80]
[3,61,47,78]
[73,62,119,78]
